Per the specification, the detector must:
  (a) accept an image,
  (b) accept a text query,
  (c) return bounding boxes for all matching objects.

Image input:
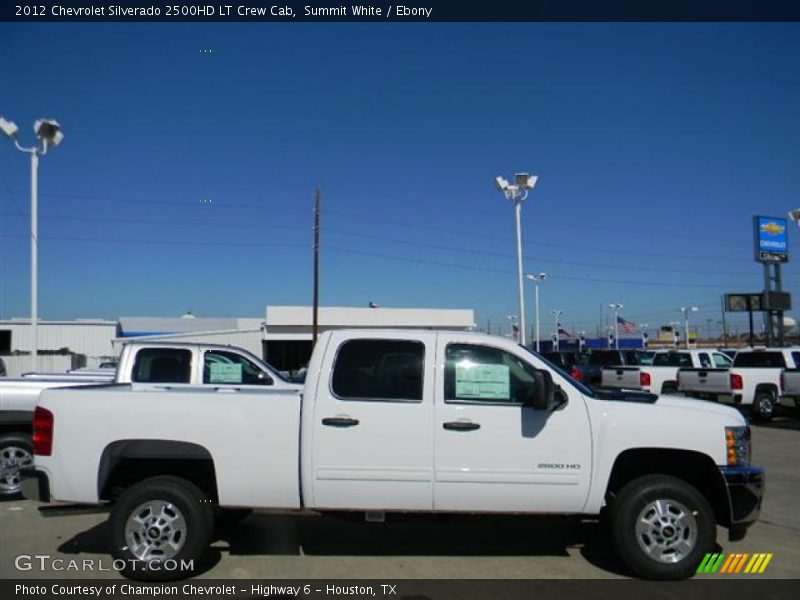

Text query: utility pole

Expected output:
[312,187,320,346]
[720,295,728,347]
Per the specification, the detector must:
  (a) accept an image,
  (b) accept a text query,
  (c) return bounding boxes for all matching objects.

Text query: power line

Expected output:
[325,245,744,289]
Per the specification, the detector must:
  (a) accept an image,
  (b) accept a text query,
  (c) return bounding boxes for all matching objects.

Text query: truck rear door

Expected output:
[309,331,435,511]
[432,334,592,513]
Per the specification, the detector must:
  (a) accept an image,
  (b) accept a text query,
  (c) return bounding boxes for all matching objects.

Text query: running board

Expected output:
[38,504,110,517]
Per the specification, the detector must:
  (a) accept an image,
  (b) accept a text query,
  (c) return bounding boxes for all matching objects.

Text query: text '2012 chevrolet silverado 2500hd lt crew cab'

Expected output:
[28,330,763,581]
[0,341,299,498]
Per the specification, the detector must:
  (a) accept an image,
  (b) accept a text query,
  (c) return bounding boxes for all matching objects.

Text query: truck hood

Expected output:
[656,393,746,422]
[593,389,746,424]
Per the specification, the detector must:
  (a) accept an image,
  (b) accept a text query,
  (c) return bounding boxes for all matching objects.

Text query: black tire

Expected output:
[609,474,715,580]
[0,434,34,501]
[110,476,214,581]
[661,382,678,395]
[750,391,776,423]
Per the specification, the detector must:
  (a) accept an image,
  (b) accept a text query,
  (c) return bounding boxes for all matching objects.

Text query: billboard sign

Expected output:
[725,293,763,312]
[754,216,789,262]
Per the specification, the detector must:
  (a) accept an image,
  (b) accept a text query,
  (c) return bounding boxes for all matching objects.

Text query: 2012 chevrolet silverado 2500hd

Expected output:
[28,330,763,581]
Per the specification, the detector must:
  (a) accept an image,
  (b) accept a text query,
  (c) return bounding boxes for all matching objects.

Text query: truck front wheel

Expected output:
[110,476,214,580]
[610,475,715,580]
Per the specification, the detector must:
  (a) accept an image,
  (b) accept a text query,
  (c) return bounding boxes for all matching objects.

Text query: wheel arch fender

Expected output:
[604,447,732,528]
[98,439,217,502]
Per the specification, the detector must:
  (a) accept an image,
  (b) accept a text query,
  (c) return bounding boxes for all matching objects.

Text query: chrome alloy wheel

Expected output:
[125,500,187,561]
[635,498,698,563]
[0,445,33,495]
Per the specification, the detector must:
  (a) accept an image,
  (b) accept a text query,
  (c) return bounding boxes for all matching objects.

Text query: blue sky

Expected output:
[1,23,799,337]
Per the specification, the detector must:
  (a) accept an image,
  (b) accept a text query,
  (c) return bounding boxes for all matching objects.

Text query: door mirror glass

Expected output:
[528,369,556,410]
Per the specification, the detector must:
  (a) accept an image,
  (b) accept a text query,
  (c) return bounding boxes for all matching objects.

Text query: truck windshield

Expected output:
[523,347,596,398]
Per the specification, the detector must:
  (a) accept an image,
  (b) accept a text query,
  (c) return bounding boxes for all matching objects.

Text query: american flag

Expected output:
[617,316,636,333]
[557,323,573,338]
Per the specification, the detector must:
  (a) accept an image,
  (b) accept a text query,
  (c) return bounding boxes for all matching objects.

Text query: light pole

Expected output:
[506,314,519,342]
[495,173,538,347]
[1,116,64,372]
[525,272,547,352]
[669,321,681,348]
[551,309,563,351]
[609,303,623,349]
[681,306,699,349]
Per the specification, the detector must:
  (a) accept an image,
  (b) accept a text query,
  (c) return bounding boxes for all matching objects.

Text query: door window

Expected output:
[331,339,424,402]
[713,353,732,368]
[204,350,272,385]
[698,353,712,368]
[445,343,536,405]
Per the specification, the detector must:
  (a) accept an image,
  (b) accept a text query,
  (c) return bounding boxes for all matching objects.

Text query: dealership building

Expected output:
[0,306,475,376]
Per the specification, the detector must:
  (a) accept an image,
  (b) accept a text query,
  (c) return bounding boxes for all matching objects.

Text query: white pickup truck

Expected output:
[27,329,763,581]
[0,341,298,498]
[678,347,800,422]
[602,349,733,395]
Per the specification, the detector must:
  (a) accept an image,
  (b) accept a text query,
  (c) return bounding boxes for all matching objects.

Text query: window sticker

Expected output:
[455,362,510,400]
[209,362,242,383]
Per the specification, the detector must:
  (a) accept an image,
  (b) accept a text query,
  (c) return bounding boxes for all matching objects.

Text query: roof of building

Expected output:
[265,305,475,328]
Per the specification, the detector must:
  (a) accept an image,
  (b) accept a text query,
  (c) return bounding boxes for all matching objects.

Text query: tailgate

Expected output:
[781,369,800,396]
[601,366,641,389]
[677,368,730,393]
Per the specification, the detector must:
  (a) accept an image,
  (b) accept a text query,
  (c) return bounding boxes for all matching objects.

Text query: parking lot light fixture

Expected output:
[681,306,699,349]
[526,272,547,352]
[551,309,563,351]
[609,303,623,349]
[1,115,64,372]
[495,172,538,347]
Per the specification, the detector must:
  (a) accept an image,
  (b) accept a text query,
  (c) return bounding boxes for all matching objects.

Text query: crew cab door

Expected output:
[433,334,592,513]
[310,331,435,510]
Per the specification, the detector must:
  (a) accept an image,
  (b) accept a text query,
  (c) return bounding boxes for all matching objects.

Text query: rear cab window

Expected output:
[132,348,192,383]
[653,353,693,367]
[331,339,424,402]
[732,352,786,368]
[588,351,625,366]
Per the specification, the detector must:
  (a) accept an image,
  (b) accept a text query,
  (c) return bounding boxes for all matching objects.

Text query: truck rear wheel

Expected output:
[0,434,34,500]
[110,476,214,580]
[610,474,715,580]
[750,392,776,422]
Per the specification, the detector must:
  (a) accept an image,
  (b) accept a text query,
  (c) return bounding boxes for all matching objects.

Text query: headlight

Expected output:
[725,426,751,467]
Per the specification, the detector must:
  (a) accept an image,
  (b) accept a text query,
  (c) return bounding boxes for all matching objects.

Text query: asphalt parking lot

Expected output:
[1,412,798,581]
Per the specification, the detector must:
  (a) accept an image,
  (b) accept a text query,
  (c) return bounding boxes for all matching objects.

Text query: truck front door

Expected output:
[433,335,592,513]
[310,331,435,511]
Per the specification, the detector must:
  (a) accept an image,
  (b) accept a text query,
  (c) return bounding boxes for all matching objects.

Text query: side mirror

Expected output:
[528,369,556,410]
[258,371,274,386]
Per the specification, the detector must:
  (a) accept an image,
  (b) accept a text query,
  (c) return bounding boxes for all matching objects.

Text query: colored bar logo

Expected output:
[696,553,773,574]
